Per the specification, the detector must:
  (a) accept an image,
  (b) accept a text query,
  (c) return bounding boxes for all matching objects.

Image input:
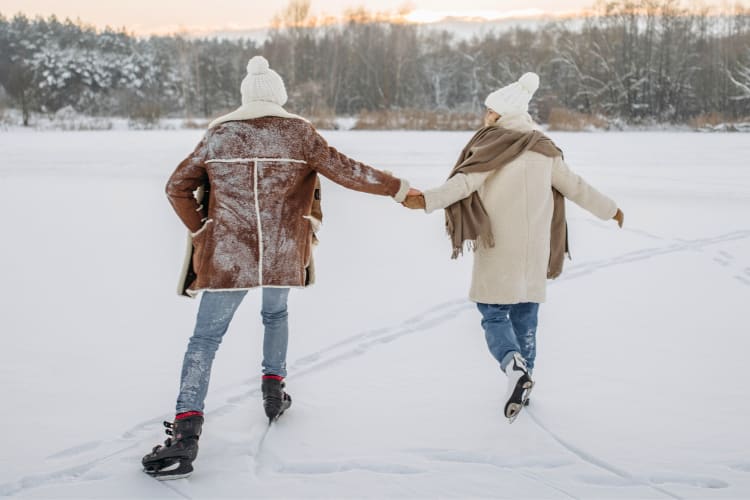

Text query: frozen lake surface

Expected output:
[1,129,749,498]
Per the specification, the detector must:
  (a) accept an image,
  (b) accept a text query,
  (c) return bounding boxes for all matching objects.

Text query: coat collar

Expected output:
[495,112,540,132]
[208,101,309,129]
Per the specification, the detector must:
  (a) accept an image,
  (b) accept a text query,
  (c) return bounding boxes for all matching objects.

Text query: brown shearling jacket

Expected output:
[166,116,408,296]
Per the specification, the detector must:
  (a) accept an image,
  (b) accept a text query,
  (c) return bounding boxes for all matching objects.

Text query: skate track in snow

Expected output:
[1,227,748,498]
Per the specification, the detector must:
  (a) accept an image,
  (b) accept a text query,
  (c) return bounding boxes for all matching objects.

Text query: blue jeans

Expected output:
[175,288,290,413]
[477,302,539,373]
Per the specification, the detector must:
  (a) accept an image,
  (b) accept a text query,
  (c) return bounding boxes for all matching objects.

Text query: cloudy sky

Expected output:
[0,0,734,34]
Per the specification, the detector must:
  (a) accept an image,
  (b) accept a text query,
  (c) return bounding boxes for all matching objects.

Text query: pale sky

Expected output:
[0,0,736,34]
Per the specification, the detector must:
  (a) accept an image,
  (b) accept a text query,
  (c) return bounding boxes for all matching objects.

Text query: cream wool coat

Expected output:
[423,114,618,304]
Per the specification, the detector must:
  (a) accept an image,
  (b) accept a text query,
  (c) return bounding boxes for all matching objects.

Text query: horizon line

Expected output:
[1,4,746,38]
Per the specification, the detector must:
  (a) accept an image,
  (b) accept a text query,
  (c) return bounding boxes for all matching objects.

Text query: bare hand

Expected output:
[613,208,624,228]
[402,194,426,210]
[407,188,422,197]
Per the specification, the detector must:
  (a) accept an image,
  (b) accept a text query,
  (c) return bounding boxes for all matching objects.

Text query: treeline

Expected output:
[1,0,749,128]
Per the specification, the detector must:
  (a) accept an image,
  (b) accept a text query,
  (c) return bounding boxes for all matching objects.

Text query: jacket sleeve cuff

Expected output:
[597,200,619,221]
[423,191,441,214]
[392,179,410,203]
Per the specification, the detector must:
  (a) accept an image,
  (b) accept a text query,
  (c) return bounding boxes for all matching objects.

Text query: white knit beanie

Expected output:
[484,72,540,117]
[240,56,288,106]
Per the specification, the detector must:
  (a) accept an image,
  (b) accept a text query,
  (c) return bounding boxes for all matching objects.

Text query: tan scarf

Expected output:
[445,126,570,278]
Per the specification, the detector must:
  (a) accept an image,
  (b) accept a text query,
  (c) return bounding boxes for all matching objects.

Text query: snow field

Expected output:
[1,130,749,498]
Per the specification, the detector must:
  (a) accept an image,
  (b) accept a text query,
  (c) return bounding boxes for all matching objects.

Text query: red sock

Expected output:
[175,411,203,420]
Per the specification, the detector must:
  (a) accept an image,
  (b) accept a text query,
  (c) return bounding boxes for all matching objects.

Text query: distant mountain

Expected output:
[189,14,587,41]
[182,26,269,42]
[415,15,585,38]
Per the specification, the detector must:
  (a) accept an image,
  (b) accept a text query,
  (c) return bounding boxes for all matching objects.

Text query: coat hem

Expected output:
[469,292,546,305]
[185,284,310,298]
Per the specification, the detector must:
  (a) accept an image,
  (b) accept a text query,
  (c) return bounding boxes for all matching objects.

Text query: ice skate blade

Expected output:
[268,408,288,425]
[144,467,194,480]
[522,380,534,404]
[152,472,193,481]
[143,459,194,480]
[505,379,534,423]
[266,396,292,424]
[506,403,522,423]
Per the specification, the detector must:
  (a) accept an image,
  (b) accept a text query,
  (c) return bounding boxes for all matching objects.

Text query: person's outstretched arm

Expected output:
[305,128,411,202]
[551,156,622,225]
[165,135,209,233]
[404,171,493,212]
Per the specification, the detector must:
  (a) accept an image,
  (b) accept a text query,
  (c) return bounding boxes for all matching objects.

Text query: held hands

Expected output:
[403,188,425,210]
[613,208,624,228]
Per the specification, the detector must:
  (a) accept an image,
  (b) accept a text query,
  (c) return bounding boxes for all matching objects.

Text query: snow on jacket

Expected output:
[422,113,617,304]
[166,112,410,297]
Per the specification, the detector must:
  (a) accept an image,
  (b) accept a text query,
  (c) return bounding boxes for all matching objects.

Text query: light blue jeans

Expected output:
[476,302,540,373]
[176,288,290,413]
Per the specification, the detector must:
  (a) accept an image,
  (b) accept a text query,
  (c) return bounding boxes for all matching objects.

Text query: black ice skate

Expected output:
[262,375,292,423]
[142,413,203,480]
[503,353,534,423]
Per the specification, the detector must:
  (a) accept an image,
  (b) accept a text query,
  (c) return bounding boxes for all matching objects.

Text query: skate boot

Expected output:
[503,352,534,423]
[262,375,292,423]
[142,412,203,479]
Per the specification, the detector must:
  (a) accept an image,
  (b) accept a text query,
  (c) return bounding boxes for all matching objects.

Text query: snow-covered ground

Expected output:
[1,129,749,499]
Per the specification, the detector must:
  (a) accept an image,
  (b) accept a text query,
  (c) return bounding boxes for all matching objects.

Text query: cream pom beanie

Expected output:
[484,72,540,117]
[240,56,288,106]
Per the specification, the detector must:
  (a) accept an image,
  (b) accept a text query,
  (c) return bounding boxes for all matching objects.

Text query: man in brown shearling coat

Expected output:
[142,56,416,480]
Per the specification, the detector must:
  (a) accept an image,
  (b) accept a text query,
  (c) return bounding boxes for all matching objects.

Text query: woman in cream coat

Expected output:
[404,73,624,422]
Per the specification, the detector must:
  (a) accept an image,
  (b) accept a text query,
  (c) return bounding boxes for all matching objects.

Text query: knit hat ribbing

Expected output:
[484,72,540,117]
[240,56,288,106]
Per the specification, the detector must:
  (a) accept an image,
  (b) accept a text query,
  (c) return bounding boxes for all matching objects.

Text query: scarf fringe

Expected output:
[450,234,495,260]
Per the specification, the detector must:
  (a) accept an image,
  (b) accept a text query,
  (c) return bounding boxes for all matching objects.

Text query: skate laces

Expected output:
[161,421,175,447]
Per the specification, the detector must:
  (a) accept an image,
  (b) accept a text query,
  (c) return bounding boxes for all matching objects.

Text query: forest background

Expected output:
[1,0,749,130]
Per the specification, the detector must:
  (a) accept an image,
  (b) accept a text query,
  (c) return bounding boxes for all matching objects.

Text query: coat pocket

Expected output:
[191,219,214,274]
[301,216,314,268]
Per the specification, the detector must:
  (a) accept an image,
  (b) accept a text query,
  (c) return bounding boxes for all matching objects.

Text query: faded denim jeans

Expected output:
[476,302,540,373]
[176,288,290,413]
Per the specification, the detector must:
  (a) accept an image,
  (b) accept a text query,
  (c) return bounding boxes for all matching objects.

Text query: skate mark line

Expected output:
[556,230,750,283]
[275,459,425,476]
[0,301,474,496]
[595,219,750,281]
[230,303,474,471]
[290,299,467,368]
[517,469,579,500]
[425,452,578,499]
[290,303,472,380]
[157,479,192,500]
[525,409,681,500]
[235,302,478,475]
[0,442,142,497]
[252,425,273,460]
[155,227,750,495]
[46,441,102,461]
[5,230,747,496]
[205,300,472,417]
